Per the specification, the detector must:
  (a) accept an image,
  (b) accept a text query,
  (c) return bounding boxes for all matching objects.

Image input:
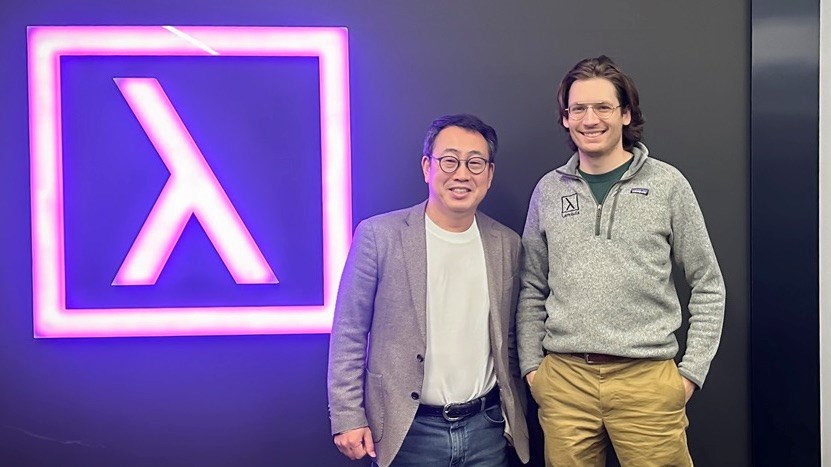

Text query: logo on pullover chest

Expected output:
[561,193,579,217]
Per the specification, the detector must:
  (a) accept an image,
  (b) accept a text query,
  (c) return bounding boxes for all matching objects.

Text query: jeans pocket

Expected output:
[483,404,506,425]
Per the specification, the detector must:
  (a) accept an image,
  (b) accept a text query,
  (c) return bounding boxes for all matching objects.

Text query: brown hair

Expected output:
[556,55,645,152]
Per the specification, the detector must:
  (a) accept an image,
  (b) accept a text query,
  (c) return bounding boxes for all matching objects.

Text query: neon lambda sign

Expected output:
[28,26,352,337]
[112,77,278,286]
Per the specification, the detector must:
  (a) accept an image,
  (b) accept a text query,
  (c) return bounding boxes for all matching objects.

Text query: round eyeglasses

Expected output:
[430,156,491,175]
[566,103,622,120]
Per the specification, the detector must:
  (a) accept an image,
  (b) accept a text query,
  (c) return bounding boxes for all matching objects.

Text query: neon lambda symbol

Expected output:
[112,77,278,286]
[28,26,352,337]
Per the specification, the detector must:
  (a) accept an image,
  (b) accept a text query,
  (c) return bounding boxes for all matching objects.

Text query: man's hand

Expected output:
[334,426,376,460]
[526,370,537,386]
[682,377,696,403]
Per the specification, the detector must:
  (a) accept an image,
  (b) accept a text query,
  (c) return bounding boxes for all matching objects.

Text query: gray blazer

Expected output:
[327,202,530,466]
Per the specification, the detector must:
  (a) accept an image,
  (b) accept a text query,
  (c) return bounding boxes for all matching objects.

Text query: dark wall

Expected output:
[751,0,820,465]
[0,1,750,465]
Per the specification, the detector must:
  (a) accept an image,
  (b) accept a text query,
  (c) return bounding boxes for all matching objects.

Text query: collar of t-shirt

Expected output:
[425,214,479,242]
[578,157,633,204]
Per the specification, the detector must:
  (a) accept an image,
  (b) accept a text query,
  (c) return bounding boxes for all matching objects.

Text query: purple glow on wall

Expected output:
[28,26,352,337]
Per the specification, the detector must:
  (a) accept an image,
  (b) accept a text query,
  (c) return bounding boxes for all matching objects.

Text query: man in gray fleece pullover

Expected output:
[518,56,725,466]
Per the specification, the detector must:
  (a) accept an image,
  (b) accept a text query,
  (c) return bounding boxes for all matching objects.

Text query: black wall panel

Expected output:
[751,0,820,465]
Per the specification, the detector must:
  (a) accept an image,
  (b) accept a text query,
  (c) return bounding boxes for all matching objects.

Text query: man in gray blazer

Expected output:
[328,114,530,466]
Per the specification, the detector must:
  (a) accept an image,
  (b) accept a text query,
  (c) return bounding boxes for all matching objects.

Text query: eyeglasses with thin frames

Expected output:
[565,103,622,120]
[429,155,492,175]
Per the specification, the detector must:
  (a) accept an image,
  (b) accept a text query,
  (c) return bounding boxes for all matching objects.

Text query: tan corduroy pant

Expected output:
[531,353,693,467]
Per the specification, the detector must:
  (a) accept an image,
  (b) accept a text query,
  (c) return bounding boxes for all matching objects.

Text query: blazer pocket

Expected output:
[364,370,385,442]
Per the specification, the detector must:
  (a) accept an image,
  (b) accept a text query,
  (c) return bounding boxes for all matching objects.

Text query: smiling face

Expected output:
[422,125,494,231]
[563,77,631,160]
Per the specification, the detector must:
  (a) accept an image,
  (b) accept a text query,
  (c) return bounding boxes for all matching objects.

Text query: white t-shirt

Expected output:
[420,214,496,405]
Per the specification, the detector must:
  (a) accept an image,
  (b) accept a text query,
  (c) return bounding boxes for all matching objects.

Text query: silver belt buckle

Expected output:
[442,403,464,422]
[442,395,488,422]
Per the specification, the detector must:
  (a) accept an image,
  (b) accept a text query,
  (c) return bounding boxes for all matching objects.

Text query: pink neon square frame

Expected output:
[28,26,352,337]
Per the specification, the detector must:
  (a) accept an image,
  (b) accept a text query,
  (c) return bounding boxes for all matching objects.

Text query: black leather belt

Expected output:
[568,353,632,364]
[416,387,500,422]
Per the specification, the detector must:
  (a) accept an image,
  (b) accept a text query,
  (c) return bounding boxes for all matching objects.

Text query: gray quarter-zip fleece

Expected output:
[517,143,725,388]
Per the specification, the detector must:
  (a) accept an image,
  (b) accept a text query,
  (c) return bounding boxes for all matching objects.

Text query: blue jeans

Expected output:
[384,401,507,466]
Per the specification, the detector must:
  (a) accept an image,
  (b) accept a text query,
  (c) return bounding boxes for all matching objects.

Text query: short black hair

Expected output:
[422,114,498,162]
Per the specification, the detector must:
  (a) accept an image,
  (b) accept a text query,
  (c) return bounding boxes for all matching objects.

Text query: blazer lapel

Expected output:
[402,203,428,343]
[478,214,505,354]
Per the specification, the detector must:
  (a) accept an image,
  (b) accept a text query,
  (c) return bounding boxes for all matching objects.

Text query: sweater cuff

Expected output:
[678,368,704,390]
